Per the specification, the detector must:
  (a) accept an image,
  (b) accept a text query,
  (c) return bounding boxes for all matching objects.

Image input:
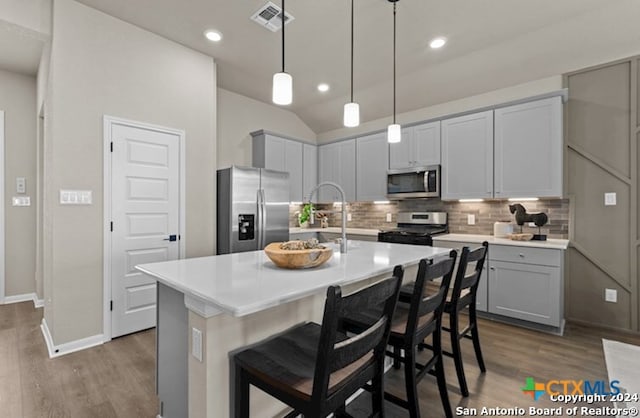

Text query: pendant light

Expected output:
[343,0,360,127]
[387,0,401,143]
[272,0,292,105]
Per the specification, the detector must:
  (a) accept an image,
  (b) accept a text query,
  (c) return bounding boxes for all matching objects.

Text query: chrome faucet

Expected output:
[305,182,347,254]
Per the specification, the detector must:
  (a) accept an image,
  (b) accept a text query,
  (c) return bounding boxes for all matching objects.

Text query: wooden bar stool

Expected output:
[341,253,458,418]
[406,242,488,397]
[233,266,404,418]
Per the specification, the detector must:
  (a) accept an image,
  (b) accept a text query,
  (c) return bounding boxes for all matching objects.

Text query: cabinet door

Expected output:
[441,111,494,200]
[357,132,389,201]
[302,144,317,201]
[389,127,414,170]
[318,144,338,202]
[263,135,286,171]
[488,261,560,326]
[413,121,441,166]
[338,140,357,202]
[494,96,563,198]
[284,140,303,202]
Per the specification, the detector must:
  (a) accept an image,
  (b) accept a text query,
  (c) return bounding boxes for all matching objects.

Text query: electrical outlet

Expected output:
[605,288,617,303]
[467,214,475,225]
[528,222,536,227]
[386,213,392,222]
[192,327,203,362]
[347,213,352,222]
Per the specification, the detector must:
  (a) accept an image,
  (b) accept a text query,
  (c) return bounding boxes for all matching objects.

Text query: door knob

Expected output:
[163,235,177,242]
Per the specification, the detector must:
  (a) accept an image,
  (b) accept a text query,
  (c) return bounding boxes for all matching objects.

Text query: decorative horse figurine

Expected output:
[508,203,548,227]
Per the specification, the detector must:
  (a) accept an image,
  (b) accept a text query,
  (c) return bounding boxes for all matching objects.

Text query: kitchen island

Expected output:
[136,241,451,418]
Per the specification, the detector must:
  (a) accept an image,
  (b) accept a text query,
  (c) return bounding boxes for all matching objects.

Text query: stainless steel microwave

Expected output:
[387,165,440,199]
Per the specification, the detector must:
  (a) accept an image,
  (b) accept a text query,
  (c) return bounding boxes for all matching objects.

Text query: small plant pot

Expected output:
[299,221,309,228]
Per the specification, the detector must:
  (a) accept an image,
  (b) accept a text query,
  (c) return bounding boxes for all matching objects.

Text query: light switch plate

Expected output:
[16,177,26,194]
[604,192,617,206]
[386,213,392,222]
[12,196,31,206]
[192,327,203,362]
[467,214,475,225]
[347,213,352,222]
[60,190,92,205]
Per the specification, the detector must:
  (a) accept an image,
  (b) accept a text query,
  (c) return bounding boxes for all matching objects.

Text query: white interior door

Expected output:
[110,122,180,338]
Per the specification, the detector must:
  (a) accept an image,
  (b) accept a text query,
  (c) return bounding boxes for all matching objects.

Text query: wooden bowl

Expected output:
[264,242,333,269]
[507,233,534,241]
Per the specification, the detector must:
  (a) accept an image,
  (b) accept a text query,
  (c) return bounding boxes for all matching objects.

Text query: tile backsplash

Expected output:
[290,199,570,239]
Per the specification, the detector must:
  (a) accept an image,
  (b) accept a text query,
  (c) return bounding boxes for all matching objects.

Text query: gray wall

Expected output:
[0,69,37,297]
[45,0,217,345]
[217,88,316,168]
[566,57,639,332]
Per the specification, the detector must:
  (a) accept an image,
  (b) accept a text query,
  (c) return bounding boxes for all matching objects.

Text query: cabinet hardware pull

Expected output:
[490,266,495,270]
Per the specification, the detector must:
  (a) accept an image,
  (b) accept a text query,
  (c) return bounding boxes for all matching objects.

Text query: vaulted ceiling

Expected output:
[74,0,640,133]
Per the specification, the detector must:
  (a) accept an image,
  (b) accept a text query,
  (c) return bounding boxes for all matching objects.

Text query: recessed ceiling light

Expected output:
[204,30,222,42]
[429,37,446,49]
[317,83,330,92]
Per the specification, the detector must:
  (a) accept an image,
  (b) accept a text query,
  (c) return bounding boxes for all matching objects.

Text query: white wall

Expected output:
[0,69,37,297]
[217,88,316,168]
[317,76,563,142]
[46,0,217,345]
[0,0,51,35]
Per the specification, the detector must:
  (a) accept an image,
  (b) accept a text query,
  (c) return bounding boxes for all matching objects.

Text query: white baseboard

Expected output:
[40,318,104,358]
[2,292,44,310]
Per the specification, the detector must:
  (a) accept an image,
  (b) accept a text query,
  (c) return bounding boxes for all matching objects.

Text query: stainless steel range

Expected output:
[378,212,448,246]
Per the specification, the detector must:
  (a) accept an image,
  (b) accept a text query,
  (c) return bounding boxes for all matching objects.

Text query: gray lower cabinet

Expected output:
[432,239,488,312]
[317,232,378,242]
[487,245,563,327]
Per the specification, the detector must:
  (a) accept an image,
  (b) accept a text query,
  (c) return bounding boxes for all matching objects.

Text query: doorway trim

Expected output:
[103,115,186,342]
[0,111,5,303]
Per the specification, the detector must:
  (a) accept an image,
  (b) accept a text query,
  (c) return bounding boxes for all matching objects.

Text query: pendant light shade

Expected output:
[387,0,401,143]
[273,72,292,105]
[343,0,360,127]
[272,0,292,105]
[343,102,360,127]
[387,123,401,143]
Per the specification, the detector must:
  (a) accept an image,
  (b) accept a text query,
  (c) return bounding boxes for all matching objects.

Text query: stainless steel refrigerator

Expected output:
[217,166,290,254]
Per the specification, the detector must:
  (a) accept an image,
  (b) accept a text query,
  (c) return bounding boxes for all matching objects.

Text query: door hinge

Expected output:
[110,142,113,152]
[110,300,113,311]
[110,221,113,232]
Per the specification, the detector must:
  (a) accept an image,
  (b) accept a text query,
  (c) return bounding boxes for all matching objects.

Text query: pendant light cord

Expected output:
[350,0,354,102]
[392,1,397,124]
[282,0,286,72]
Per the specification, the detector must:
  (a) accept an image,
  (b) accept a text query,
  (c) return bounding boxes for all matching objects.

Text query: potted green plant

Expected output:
[298,203,314,228]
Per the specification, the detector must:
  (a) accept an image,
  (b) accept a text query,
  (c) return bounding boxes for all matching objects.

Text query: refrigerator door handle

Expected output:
[260,189,267,248]
[256,189,263,249]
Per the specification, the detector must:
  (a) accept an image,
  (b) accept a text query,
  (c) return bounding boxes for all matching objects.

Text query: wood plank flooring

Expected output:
[2,301,639,417]
[0,301,158,418]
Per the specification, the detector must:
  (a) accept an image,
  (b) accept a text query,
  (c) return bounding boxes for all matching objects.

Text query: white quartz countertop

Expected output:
[136,241,449,317]
[290,227,380,236]
[434,233,569,250]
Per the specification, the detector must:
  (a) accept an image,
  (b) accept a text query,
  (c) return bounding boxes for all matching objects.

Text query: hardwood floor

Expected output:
[0,301,158,418]
[2,301,639,418]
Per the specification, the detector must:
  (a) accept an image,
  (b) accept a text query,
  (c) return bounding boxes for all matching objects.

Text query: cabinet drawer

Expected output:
[490,245,561,267]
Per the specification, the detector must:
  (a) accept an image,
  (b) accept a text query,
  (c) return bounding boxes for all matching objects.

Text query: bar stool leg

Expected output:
[234,363,250,418]
[449,310,469,397]
[469,306,486,372]
[403,345,420,418]
[434,326,453,418]
[371,360,385,417]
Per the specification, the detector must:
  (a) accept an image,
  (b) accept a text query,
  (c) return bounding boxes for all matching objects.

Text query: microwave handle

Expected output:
[423,171,429,193]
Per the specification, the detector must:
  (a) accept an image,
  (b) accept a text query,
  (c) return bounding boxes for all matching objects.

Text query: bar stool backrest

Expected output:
[450,242,489,311]
[312,265,404,402]
[405,251,457,342]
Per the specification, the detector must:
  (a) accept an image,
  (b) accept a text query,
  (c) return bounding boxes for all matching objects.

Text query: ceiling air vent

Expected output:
[250,1,295,32]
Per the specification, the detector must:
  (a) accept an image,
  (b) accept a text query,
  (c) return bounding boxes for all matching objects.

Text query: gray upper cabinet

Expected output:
[356,132,389,201]
[318,139,356,202]
[252,132,306,202]
[494,96,563,198]
[389,121,440,169]
[302,144,317,201]
[441,110,494,200]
